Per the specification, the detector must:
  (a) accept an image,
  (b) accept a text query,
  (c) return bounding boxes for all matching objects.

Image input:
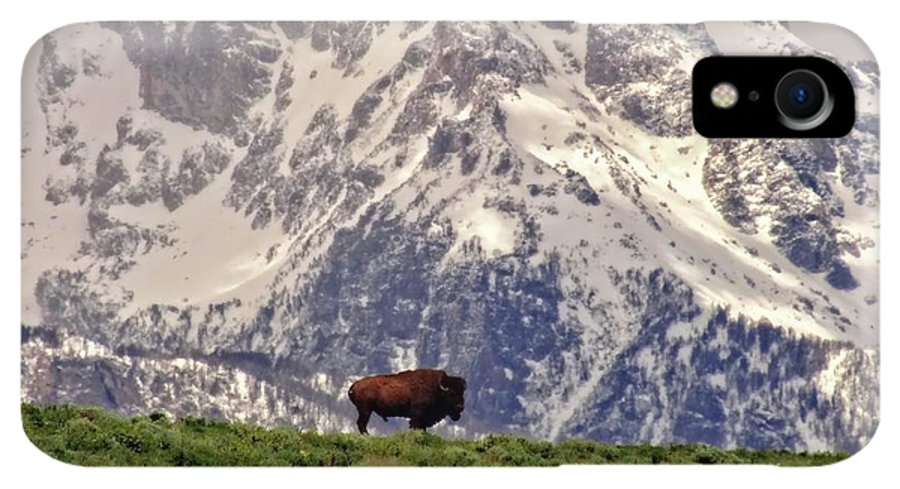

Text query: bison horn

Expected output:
[439,379,450,392]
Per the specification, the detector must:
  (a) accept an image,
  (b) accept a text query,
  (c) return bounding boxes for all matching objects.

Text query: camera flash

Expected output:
[711,82,738,109]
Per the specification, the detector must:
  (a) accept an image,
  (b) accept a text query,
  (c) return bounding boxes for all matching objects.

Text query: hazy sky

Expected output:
[705,21,875,64]
[784,21,876,63]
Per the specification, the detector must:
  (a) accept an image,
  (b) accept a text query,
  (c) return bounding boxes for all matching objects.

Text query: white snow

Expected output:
[110,164,288,319]
[21,23,144,324]
[454,204,517,256]
[817,350,852,398]
[707,373,727,390]
[500,74,877,346]
[276,22,431,140]
[390,343,418,372]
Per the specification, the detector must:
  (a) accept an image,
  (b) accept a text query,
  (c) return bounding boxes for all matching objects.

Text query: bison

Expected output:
[347,369,467,434]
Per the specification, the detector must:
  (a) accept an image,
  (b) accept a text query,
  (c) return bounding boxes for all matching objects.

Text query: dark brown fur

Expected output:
[347,369,467,434]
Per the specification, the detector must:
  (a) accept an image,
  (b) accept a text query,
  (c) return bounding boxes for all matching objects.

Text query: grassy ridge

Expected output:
[21,403,847,466]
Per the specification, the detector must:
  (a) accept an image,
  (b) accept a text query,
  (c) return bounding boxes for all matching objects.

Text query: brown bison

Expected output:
[347,369,467,434]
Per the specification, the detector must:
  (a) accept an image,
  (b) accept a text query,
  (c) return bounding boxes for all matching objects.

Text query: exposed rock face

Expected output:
[104,22,281,139]
[584,24,714,138]
[21,21,879,453]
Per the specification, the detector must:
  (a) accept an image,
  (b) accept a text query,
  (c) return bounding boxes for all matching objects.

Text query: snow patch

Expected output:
[817,350,852,398]
[451,201,517,256]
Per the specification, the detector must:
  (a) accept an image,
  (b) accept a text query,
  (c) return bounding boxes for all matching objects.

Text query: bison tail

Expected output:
[347,384,358,405]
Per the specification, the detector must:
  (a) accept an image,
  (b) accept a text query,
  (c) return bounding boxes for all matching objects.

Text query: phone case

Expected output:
[21,21,879,466]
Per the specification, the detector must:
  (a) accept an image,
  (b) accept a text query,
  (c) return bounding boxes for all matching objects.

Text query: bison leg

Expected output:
[408,407,427,431]
[356,408,372,435]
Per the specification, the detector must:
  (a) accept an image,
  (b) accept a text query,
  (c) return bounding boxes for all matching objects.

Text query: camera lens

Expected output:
[775,70,833,130]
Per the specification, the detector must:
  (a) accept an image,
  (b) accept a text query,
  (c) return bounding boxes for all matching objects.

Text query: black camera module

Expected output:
[775,69,833,130]
[693,57,854,138]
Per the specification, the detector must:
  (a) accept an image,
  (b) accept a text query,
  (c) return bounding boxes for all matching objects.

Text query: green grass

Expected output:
[21,403,848,467]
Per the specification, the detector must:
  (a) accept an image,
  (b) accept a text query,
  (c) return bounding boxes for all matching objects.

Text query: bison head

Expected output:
[438,373,467,421]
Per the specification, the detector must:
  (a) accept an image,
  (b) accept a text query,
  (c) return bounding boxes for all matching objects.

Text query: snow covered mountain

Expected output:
[21,21,879,453]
